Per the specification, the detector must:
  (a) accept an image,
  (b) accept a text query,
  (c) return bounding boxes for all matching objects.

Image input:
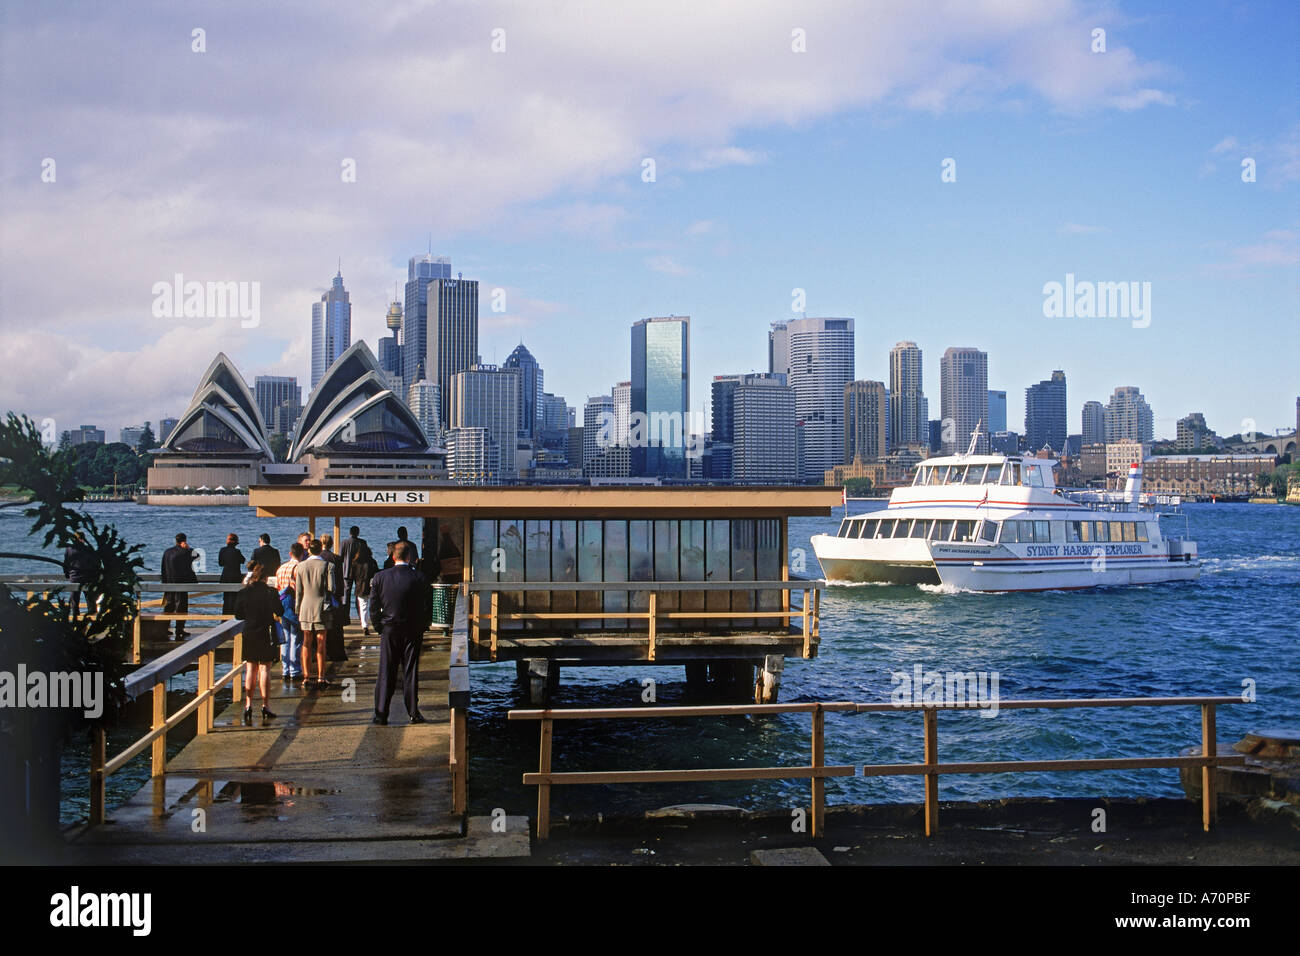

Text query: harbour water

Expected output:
[4,500,1295,826]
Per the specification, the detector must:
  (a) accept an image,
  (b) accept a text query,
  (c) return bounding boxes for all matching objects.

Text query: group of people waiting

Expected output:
[166,525,439,727]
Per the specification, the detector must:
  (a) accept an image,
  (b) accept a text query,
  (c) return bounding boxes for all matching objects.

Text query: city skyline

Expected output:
[2,2,1296,444]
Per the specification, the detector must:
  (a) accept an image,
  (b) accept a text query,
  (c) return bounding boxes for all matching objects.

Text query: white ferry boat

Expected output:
[811,447,1200,593]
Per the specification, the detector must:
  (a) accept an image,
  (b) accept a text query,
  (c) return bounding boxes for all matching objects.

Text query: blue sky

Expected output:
[1,0,1296,441]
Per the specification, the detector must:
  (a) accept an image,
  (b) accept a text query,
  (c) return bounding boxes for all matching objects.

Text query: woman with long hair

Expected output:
[233,561,280,725]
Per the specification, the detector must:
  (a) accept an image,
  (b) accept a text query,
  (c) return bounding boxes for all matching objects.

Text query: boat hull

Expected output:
[810,533,940,585]
[928,545,1201,592]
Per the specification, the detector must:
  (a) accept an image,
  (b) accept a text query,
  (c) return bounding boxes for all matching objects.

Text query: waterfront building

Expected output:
[630,316,690,478]
[289,341,439,484]
[450,364,519,481]
[254,375,301,435]
[1142,453,1276,498]
[988,389,1007,434]
[1080,443,1108,481]
[1081,401,1106,446]
[939,347,989,454]
[1105,386,1154,443]
[1176,412,1219,451]
[824,456,912,491]
[768,321,790,377]
[733,373,798,484]
[147,353,273,502]
[844,380,887,464]
[504,343,545,440]
[788,316,855,482]
[1024,370,1067,453]
[310,270,352,390]
[582,394,630,478]
[888,341,927,450]
[1105,440,1151,480]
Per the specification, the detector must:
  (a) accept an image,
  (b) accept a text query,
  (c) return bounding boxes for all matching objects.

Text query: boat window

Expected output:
[1122,522,1137,542]
[910,519,928,538]
[928,467,943,485]
[859,519,878,538]
[837,519,850,538]
[893,520,911,538]
[1093,521,1109,542]
[954,520,976,542]
[1136,523,1149,542]
[912,468,924,487]
[1066,522,1081,543]
[964,465,986,484]
[999,521,1018,543]
[998,463,1012,485]
[946,466,964,484]
[932,519,954,541]
[980,520,998,542]
[1108,521,1124,542]
[875,519,893,538]
[1028,465,1044,487]
[1034,521,1051,542]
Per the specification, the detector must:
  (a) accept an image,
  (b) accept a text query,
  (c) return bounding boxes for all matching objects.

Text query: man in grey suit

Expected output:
[293,539,335,687]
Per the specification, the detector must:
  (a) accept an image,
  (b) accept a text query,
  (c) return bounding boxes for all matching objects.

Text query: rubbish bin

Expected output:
[430,583,458,629]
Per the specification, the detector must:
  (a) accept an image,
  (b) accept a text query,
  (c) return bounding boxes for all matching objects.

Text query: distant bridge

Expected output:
[1225,432,1296,458]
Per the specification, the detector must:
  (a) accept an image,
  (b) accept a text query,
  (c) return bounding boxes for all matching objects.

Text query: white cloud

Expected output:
[1060,222,1107,234]
[644,255,692,276]
[0,0,1179,428]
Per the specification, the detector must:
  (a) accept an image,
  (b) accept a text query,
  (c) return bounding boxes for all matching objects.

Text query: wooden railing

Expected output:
[509,695,1248,839]
[467,579,823,661]
[87,618,246,825]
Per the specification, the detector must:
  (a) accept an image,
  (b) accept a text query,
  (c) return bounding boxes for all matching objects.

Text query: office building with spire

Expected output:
[503,343,544,440]
[310,269,352,389]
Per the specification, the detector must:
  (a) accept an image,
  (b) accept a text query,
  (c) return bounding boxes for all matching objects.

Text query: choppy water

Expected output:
[2,501,1295,825]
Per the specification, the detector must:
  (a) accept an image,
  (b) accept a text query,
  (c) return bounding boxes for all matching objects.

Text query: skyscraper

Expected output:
[400,253,452,397]
[611,380,632,447]
[844,380,888,463]
[630,316,690,478]
[939,347,989,454]
[1024,370,1067,452]
[768,322,790,377]
[733,373,798,483]
[450,364,518,479]
[503,343,544,440]
[407,369,441,446]
[787,317,854,481]
[1105,386,1154,443]
[1081,400,1105,445]
[254,375,301,435]
[711,375,741,443]
[888,341,927,449]
[987,390,1007,434]
[310,270,351,389]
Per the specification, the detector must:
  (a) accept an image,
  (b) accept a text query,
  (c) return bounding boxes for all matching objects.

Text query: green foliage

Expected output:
[268,432,288,463]
[64,441,148,489]
[136,423,156,457]
[0,412,142,732]
[844,477,874,496]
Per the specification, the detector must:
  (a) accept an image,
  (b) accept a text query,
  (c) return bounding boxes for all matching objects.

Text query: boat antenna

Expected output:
[965,421,982,457]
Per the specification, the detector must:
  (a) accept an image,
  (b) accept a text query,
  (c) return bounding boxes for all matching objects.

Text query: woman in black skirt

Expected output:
[234,561,281,725]
[219,533,245,615]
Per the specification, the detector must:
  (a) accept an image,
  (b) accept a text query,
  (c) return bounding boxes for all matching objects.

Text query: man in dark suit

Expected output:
[160,532,201,640]
[338,525,367,620]
[251,533,281,578]
[369,540,431,725]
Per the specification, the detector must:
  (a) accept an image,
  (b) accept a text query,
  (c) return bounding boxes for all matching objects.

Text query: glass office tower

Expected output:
[310,271,352,390]
[630,316,690,478]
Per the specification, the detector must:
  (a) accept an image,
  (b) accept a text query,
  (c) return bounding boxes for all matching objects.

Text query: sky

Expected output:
[1,0,1297,443]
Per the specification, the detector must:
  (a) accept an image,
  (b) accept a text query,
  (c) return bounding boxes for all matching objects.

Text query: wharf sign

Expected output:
[320,490,430,505]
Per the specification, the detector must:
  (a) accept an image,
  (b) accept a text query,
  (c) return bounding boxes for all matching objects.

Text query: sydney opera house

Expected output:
[146,344,442,504]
